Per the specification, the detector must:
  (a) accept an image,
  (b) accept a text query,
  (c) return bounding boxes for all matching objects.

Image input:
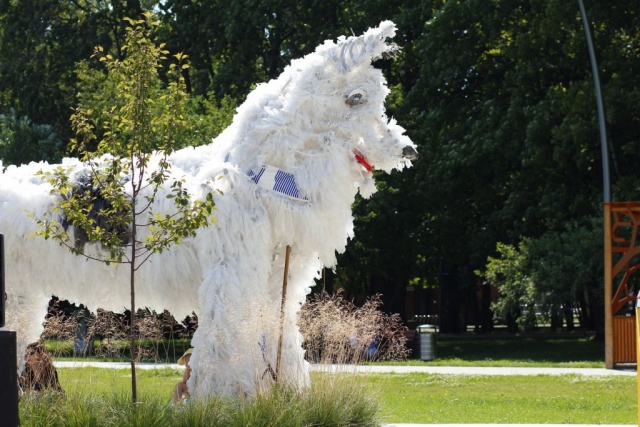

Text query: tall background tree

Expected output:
[0,0,145,143]
[396,0,640,332]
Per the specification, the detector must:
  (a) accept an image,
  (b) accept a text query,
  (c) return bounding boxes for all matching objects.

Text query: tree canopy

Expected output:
[1,0,639,333]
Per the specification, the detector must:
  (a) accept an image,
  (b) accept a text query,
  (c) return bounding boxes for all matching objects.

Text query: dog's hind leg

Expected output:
[188,259,276,397]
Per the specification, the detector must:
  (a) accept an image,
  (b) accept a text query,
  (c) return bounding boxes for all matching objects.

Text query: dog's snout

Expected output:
[402,146,419,161]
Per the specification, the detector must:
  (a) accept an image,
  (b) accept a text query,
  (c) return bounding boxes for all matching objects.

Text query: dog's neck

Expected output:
[229,147,374,203]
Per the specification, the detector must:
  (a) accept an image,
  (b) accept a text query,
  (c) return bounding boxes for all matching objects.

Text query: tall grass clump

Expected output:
[19,375,379,426]
[169,397,231,427]
[299,292,409,364]
[302,373,379,426]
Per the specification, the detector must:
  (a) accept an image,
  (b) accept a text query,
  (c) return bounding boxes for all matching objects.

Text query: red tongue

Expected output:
[354,151,374,172]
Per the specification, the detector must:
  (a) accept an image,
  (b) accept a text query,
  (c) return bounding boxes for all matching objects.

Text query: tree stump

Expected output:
[19,343,63,394]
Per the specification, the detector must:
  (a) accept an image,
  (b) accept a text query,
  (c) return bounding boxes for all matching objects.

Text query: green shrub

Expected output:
[0,109,63,166]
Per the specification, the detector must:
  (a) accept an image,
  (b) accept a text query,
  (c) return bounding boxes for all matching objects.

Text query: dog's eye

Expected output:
[345,89,366,107]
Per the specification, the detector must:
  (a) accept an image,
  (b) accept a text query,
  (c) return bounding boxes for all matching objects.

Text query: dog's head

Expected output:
[225,21,417,199]
[313,21,418,174]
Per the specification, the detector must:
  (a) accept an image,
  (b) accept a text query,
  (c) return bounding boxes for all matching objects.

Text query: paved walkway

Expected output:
[53,361,637,377]
[310,364,636,376]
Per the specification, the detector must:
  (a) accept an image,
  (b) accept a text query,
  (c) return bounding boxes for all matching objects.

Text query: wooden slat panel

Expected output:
[613,315,636,363]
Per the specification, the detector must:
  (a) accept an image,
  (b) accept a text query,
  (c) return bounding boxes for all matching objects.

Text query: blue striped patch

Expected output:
[247,167,266,185]
[247,165,308,201]
[273,170,299,198]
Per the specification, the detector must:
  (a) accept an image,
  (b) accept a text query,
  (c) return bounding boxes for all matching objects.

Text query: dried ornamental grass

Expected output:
[41,304,191,362]
[298,292,409,364]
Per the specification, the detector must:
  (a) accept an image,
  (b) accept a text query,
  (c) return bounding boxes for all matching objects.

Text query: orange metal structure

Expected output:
[604,202,640,368]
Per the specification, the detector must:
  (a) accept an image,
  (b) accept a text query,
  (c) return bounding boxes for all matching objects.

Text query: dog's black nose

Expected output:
[402,146,419,160]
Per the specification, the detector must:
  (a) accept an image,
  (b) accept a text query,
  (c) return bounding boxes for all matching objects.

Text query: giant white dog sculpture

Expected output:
[0,21,417,398]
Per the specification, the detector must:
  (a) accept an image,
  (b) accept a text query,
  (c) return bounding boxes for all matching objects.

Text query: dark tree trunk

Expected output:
[480,282,494,333]
[563,303,574,331]
[439,269,462,334]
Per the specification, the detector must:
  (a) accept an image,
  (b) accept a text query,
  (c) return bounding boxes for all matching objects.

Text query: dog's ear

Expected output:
[364,20,399,61]
[322,21,399,73]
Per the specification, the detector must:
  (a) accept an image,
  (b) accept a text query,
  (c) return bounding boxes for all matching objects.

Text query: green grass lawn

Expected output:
[47,338,192,363]
[38,335,635,425]
[48,366,637,425]
[371,373,636,424]
[400,335,606,367]
[49,335,605,367]
[57,367,182,399]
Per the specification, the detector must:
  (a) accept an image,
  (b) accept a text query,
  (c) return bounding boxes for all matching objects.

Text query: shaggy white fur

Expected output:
[0,21,417,398]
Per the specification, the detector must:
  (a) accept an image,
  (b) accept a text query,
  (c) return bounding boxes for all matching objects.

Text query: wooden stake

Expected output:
[636,298,640,426]
[275,245,291,382]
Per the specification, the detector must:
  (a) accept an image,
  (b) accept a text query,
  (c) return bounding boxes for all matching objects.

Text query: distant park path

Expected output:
[53,361,635,376]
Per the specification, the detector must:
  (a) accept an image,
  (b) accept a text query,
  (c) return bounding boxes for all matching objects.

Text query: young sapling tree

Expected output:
[33,13,217,403]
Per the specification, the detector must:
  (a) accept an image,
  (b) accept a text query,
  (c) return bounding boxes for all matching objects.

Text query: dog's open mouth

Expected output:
[354,151,374,173]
